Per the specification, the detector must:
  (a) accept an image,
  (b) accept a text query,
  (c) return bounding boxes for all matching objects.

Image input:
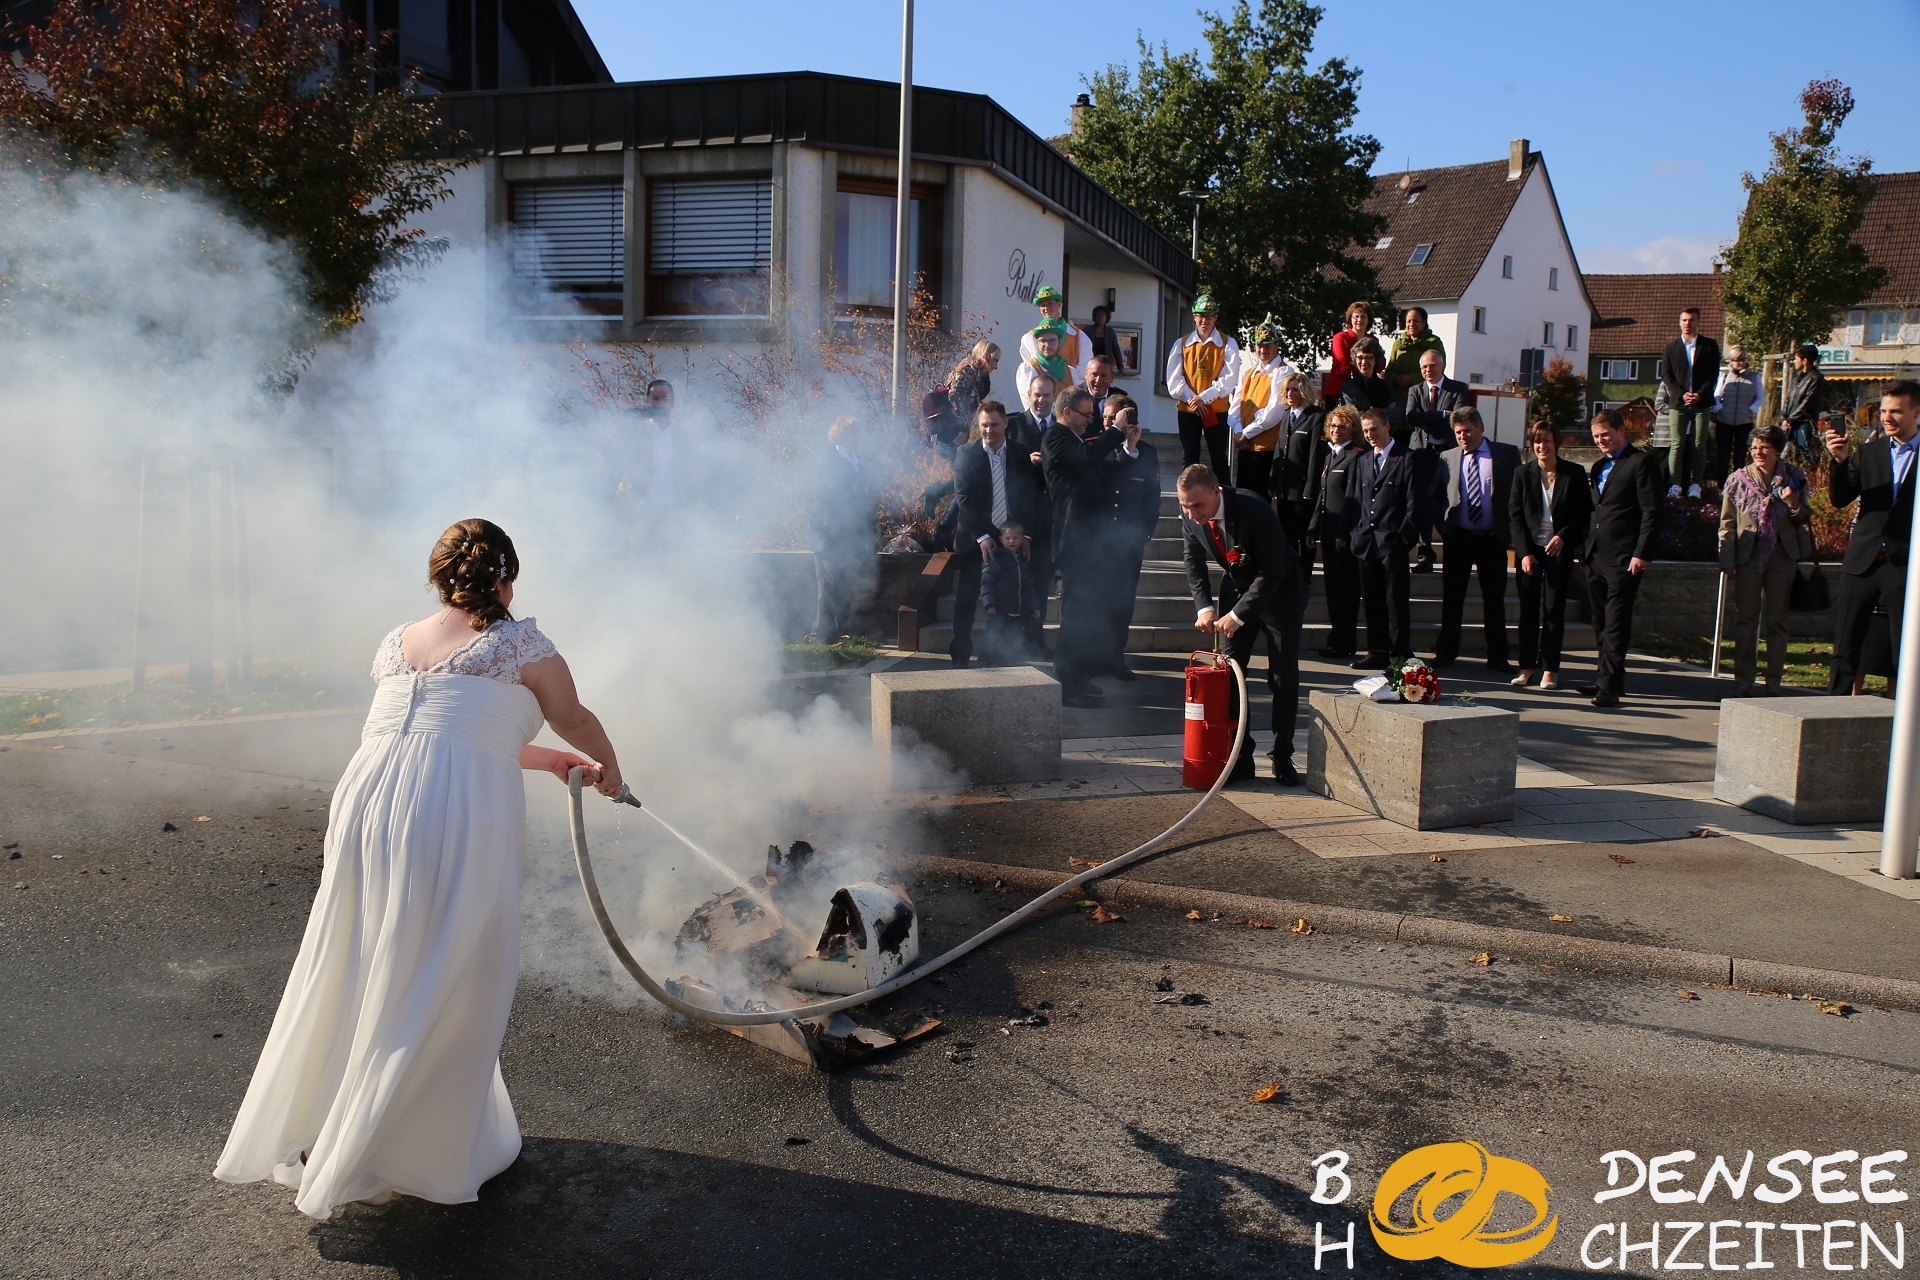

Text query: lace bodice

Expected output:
[371,617,559,685]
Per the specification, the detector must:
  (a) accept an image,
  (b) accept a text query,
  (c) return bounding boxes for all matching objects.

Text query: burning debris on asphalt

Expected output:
[664,840,938,1071]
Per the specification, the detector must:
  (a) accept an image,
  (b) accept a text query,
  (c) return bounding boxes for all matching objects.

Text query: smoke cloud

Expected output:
[1,154,955,1004]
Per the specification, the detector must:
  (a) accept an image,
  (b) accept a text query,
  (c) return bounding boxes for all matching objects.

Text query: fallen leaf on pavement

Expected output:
[1185,909,1204,921]
[1090,905,1125,924]
[1677,990,1698,1000]
[1237,918,1275,930]
[1253,1084,1282,1103]
[1067,856,1104,868]
[1608,854,1636,865]
[194,816,211,823]
[1075,899,1100,908]
[1548,914,1573,922]
[1819,1001,1853,1017]
[1288,918,1313,935]
[1468,952,1493,966]
[1428,854,1447,863]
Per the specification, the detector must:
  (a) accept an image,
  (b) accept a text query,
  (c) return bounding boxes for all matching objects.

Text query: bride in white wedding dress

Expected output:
[214,518,624,1220]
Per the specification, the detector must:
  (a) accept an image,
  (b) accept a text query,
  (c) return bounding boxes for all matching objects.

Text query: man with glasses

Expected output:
[1042,387,1129,707]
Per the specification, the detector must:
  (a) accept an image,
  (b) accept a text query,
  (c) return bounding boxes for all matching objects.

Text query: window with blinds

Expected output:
[832,177,940,317]
[646,176,773,317]
[508,181,624,317]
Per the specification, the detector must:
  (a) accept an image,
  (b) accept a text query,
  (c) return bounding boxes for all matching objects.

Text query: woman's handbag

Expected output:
[1789,555,1832,612]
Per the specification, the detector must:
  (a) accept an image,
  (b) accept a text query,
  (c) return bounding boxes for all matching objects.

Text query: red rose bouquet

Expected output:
[1389,656,1441,704]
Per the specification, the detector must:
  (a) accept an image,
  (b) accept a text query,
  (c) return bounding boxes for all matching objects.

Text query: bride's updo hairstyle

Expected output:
[429,518,520,631]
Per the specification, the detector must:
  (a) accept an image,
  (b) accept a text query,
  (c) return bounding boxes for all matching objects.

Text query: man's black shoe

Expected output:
[1430,656,1458,669]
[1412,557,1436,574]
[1486,660,1518,676]
[1350,653,1389,670]
[1576,684,1601,697]
[1272,758,1301,786]
[1317,647,1355,660]
[1107,666,1139,682]
[1084,683,1104,698]
[1589,691,1620,708]
[1062,691,1106,709]
[1227,756,1259,783]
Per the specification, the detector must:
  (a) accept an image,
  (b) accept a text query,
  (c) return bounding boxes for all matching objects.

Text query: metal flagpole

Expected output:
[1710,572,1727,678]
[888,0,914,420]
[1878,517,1920,878]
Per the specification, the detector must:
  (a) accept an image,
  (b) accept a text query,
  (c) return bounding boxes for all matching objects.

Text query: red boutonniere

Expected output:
[1225,546,1244,566]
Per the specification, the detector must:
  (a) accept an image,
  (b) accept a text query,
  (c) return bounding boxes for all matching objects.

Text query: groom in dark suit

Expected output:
[1581,408,1663,707]
[1178,464,1309,784]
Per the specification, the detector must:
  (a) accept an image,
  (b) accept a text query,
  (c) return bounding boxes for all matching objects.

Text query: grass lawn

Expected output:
[780,635,882,673]
[1633,632,1891,694]
[0,658,370,736]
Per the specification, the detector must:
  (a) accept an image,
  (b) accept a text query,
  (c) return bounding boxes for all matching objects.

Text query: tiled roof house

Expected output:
[1350,139,1594,392]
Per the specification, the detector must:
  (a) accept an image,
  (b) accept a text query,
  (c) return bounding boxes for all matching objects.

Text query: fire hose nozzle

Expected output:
[610,783,643,809]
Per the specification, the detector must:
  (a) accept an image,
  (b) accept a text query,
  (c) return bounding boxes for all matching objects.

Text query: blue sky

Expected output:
[572,0,1916,275]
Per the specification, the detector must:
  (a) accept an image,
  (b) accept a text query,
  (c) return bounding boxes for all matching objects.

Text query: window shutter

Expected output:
[649,177,772,275]
[510,181,623,288]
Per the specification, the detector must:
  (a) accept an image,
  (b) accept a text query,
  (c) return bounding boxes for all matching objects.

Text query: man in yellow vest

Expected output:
[1165,291,1239,480]
[1019,285,1087,389]
[1232,315,1296,498]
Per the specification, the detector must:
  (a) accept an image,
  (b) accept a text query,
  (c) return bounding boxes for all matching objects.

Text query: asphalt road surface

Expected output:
[4,739,1918,1279]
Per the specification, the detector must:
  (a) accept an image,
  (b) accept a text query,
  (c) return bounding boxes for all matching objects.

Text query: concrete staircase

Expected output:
[914,431,1594,658]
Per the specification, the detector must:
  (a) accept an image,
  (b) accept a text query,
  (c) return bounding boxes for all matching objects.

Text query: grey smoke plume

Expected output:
[1,156,957,1003]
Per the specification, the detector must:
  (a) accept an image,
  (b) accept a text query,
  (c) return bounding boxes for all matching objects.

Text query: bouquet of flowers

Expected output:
[1389,657,1441,703]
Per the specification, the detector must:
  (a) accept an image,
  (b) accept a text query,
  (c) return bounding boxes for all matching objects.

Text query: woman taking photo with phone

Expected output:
[1717,425,1811,697]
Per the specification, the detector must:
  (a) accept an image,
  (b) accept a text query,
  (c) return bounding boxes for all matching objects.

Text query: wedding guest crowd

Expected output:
[812,293,1912,774]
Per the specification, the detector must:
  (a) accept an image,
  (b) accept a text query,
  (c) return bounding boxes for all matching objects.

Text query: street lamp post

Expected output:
[1179,188,1210,262]
[888,0,914,420]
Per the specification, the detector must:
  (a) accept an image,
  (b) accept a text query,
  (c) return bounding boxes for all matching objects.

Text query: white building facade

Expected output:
[411,73,1196,432]
[1354,140,1593,392]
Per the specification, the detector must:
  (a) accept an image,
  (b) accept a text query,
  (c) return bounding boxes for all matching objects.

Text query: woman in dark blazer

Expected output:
[1508,424,1593,690]
[1307,404,1364,659]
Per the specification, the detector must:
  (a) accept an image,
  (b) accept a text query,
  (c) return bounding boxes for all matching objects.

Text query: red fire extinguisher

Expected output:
[1183,649,1239,789]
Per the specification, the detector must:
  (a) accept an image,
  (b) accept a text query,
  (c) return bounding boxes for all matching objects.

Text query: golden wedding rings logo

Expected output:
[1369,1140,1558,1267]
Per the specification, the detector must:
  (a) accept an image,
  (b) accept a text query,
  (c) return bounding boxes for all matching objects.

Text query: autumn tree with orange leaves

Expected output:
[0,0,462,332]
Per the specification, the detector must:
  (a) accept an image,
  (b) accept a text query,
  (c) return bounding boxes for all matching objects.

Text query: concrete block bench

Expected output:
[1306,690,1519,830]
[1713,697,1895,824]
[871,667,1060,789]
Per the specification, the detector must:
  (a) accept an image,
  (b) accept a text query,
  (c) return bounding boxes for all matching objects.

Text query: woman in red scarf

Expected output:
[1323,300,1374,405]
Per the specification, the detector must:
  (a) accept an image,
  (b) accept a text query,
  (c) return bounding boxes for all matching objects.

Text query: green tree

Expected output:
[1066,0,1382,361]
[0,0,463,333]
[1721,79,1884,360]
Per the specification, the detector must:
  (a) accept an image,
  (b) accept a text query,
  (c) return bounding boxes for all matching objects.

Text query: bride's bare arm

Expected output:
[518,655,623,796]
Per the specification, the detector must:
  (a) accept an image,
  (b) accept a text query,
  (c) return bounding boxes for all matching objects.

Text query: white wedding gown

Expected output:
[214,618,556,1219]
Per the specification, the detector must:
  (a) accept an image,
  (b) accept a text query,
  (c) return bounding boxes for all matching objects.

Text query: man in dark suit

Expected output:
[1042,387,1127,707]
[948,399,1049,667]
[1005,373,1056,461]
[1403,348,1470,572]
[1349,408,1426,667]
[1826,381,1920,693]
[1430,406,1521,673]
[1101,398,1160,681]
[1580,408,1663,707]
[1178,463,1309,785]
[807,417,877,641]
[1403,350,1471,450]
[1661,306,1722,499]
